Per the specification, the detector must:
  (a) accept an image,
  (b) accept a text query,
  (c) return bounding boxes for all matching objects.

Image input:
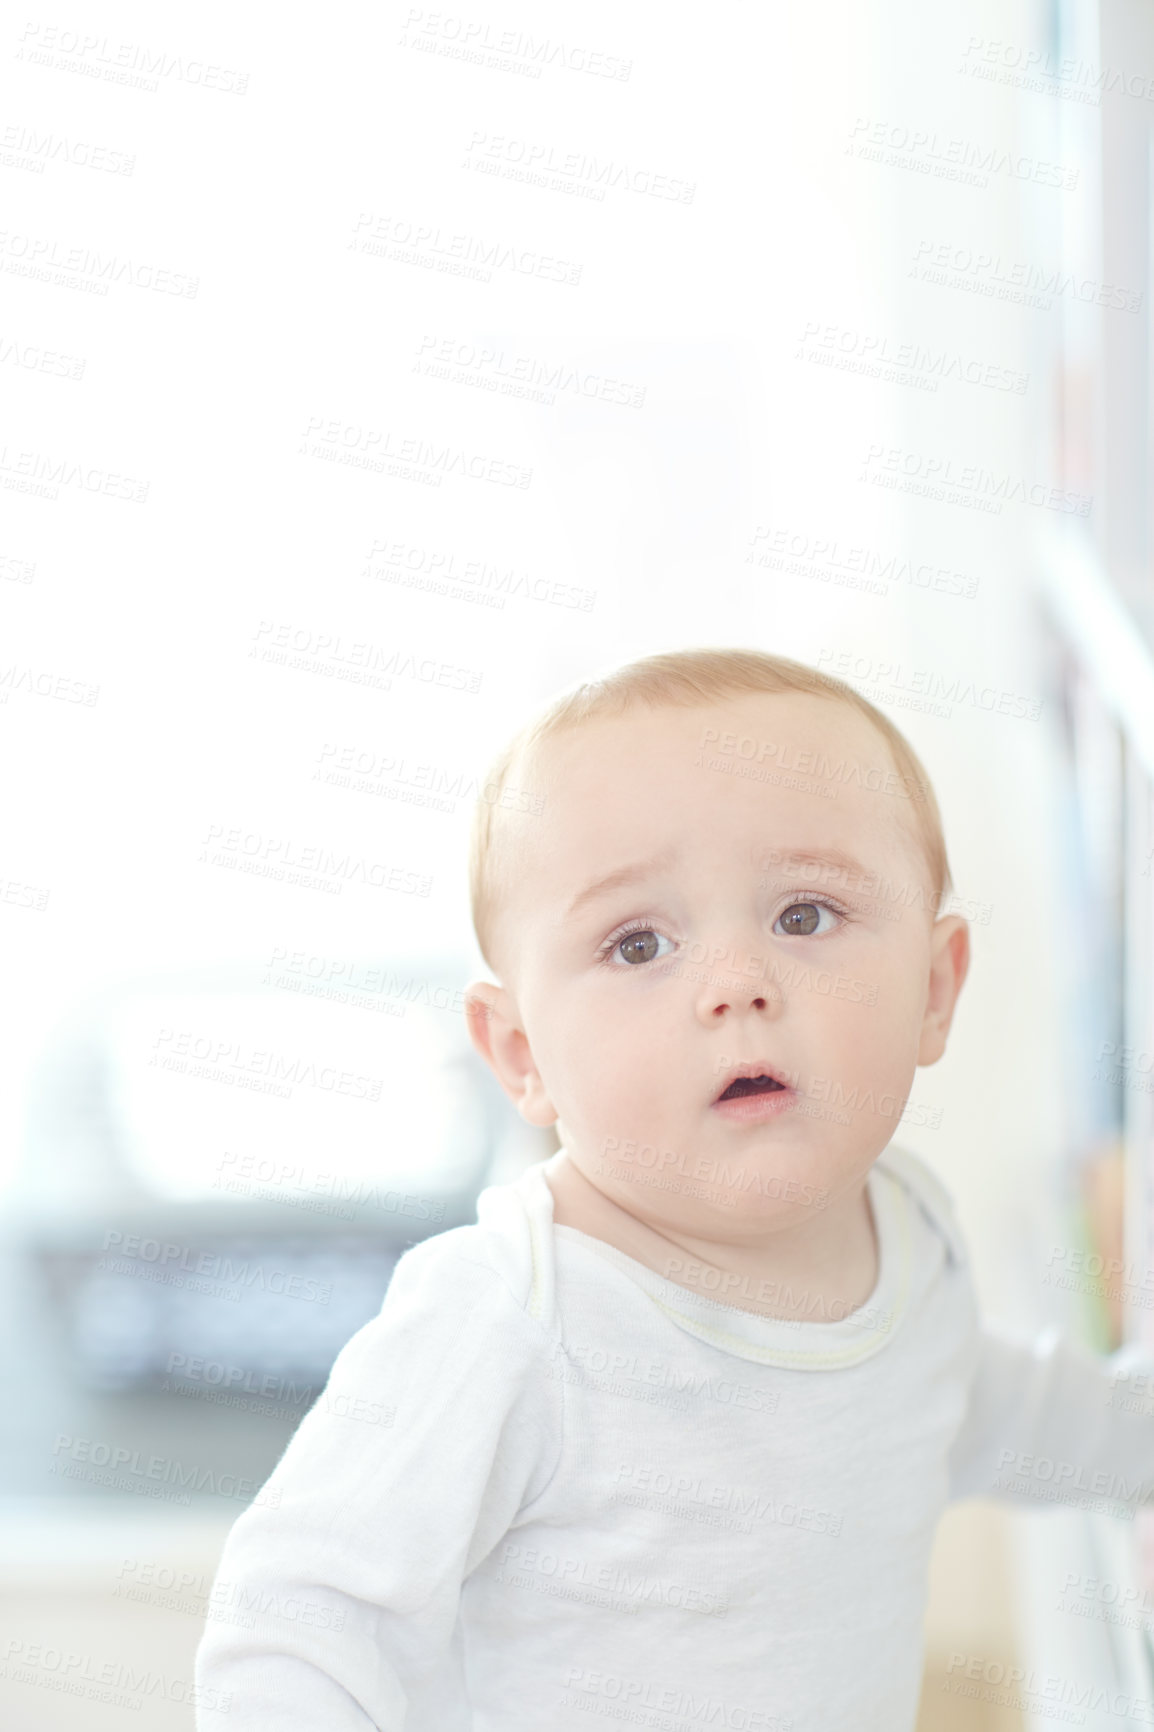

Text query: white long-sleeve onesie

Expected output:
[193,1141,1154,1732]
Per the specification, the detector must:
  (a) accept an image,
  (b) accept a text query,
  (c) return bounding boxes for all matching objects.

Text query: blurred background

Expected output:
[2,0,1154,1726]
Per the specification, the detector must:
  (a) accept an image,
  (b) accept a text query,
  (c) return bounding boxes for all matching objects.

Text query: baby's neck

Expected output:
[543,1152,878,1324]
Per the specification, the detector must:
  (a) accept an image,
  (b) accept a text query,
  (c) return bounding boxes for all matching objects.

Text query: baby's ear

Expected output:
[462,979,558,1127]
[463,978,503,1055]
[916,916,970,1066]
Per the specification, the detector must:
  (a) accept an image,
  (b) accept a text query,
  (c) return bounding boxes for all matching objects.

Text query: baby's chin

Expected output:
[589,1154,836,1234]
[564,1109,878,1197]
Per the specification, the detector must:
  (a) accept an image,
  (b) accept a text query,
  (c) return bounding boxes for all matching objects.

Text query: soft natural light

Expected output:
[95,989,491,1201]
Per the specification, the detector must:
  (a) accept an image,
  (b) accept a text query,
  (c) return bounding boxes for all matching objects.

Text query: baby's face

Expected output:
[472,691,968,1242]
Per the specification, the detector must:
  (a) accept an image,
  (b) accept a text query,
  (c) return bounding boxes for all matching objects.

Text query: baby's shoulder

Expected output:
[877,1142,970,1268]
[387,1164,553,1324]
[320,1177,562,1418]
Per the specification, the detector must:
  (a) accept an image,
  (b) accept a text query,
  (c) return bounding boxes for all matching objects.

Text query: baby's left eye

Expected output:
[774,901,839,937]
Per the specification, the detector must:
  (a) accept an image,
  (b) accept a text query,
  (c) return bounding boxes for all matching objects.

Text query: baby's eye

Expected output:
[774,901,839,938]
[607,927,675,967]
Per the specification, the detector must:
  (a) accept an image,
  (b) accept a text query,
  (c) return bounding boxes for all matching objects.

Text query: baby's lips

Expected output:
[711,1062,794,1104]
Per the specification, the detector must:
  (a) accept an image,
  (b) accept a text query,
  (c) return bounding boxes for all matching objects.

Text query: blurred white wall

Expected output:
[1,0,1069,1265]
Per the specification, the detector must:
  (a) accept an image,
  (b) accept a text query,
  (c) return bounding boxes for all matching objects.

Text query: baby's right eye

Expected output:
[602,924,675,967]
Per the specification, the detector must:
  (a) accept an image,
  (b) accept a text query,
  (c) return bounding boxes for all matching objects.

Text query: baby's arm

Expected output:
[193,1237,562,1730]
[947,1324,1154,1513]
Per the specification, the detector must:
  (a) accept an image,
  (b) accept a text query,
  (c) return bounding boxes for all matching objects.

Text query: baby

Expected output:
[195,646,1154,1731]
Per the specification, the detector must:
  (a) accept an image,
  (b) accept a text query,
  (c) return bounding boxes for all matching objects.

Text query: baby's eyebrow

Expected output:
[563,843,880,922]
[563,845,680,919]
[758,847,876,882]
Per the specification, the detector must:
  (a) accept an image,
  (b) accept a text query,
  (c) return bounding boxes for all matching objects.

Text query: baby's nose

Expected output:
[692,947,784,1018]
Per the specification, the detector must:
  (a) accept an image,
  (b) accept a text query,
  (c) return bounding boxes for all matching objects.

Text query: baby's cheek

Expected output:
[590,1069,671,1151]
[813,996,904,1087]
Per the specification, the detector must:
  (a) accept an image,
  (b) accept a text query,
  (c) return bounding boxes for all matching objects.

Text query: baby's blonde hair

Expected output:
[469,647,954,977]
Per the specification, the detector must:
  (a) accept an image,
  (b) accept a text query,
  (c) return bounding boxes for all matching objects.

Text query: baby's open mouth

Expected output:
[715,1074,786,1102]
